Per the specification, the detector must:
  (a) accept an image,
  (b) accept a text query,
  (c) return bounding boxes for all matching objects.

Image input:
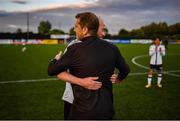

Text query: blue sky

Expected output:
[0,0,179,34]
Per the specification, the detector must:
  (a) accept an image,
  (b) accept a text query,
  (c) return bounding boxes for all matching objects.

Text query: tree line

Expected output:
[0,21,179,39]
[117,22,180,39]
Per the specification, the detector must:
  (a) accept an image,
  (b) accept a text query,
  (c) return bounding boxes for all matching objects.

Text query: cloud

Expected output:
[29,0,179,33]
[8,24,18,28]
[11,0,28,5]
[0,0,179,34]
[0,10,11,17]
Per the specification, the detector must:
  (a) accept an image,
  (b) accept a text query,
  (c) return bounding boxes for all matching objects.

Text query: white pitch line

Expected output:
[131,54,180,77]
[166,70,180,72]
[0,72,149,84]
[1,69,180,85]
[163,72,180,77]
[0,78,57,84]
[131,55,149,70]
[129,72,147,75]
[1,53,179,84]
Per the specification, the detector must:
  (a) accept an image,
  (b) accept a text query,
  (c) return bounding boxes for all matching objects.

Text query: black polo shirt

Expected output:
[48,36,130,119]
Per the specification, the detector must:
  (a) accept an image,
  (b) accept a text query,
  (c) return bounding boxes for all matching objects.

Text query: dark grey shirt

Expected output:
[48,36,130,119]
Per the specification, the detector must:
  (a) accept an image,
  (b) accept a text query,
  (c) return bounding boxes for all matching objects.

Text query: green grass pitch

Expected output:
[0,44,179,119]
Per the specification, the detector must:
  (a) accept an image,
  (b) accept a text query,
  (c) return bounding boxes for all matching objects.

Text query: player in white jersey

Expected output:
[145,37,166,88]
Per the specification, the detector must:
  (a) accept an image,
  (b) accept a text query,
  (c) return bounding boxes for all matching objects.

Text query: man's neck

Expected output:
[81,35,97,42]
[80,34,92,41]
[84,33,91,38]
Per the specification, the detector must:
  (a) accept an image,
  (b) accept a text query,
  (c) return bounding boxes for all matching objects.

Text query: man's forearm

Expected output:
[57,71,82,86]
[57,72,102,90]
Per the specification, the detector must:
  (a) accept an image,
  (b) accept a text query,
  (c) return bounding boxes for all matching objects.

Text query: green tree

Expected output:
[130,29,144,38]
[16,28,22,34]
[141,22,157,37]
[69,27,75,35]
[158,22,168,35]
[168,22,180,35]
[141,22,168,37]
[118,29,130,37]
[16,28,23,40]
[38,20,51,35]
[49,29,65,35]
[104,28,111,38]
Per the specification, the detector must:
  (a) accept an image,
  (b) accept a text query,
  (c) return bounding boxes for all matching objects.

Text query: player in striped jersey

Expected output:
[145,37,166,88]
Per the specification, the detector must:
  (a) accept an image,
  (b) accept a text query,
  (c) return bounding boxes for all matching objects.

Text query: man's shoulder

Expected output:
[67,39,81,47]
[98,38,116,48]
[97,39,120,54]
[67,40,82,51]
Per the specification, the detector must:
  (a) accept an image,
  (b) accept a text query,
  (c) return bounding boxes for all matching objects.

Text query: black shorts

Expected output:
[150,64,163,73]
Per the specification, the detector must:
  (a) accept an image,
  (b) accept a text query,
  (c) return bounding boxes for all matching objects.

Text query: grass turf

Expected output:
[0,44,179,119]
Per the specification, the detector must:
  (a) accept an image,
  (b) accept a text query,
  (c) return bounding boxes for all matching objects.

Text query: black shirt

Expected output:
[48,36,130,119]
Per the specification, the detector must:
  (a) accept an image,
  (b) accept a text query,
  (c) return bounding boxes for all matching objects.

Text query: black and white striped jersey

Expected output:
[149,44,165,65]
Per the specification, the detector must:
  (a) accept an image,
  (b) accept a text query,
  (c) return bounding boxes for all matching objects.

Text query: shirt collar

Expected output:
[81,36,97,42]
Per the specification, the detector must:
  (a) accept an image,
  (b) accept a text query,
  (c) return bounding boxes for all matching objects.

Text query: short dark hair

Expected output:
[75,12,99,36]
[156,37,161,41]
[153,37,161,41]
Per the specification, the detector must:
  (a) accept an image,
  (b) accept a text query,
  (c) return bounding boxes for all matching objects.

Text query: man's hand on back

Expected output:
[110,73,123,84]
[79,77,102,90]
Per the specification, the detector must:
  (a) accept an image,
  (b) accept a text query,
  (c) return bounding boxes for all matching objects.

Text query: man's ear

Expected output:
[82,27,88,36]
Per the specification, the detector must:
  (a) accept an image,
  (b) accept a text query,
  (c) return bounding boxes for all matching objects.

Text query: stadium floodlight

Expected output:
[27,12,29,42]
